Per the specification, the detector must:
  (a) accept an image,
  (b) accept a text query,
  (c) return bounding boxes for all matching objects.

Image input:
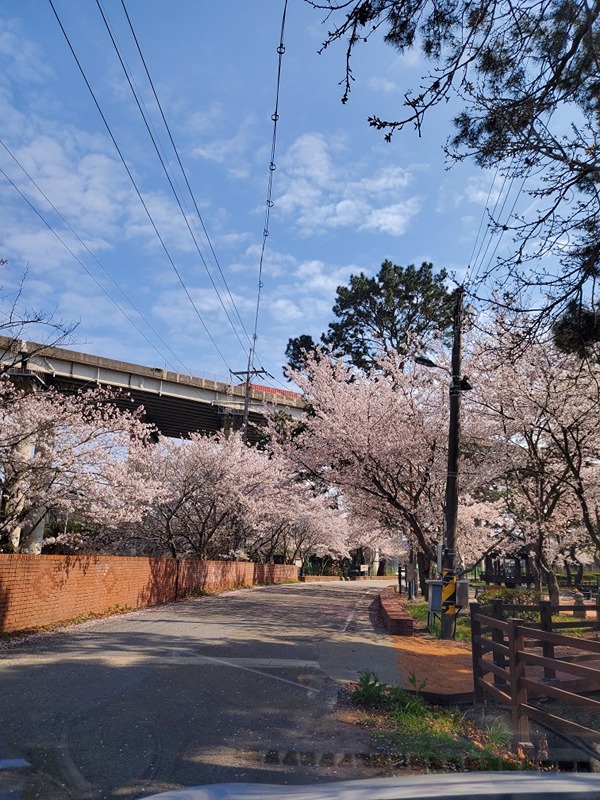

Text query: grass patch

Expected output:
[405,601,472,641]
[404,600,595,641]
[351,670,530,771]
[551,613,597,637]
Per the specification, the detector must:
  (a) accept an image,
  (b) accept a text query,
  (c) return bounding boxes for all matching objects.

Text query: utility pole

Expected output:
[440,286,465,640]
[230,347,269,443]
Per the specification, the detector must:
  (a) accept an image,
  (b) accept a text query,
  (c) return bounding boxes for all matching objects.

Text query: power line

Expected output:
[469,172,528,297]
[97,0,252,360]
[234,0,289,436]
[463,158,529,305]
[248,0,289,377]
[48,0,232,373]
[118,0,297,394]
[0,164,197,373]
[0,138,191,373]
[119,0,254,354]
[463,167,501,288]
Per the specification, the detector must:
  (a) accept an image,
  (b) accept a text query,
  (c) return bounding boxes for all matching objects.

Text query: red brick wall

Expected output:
[0,554,297,633]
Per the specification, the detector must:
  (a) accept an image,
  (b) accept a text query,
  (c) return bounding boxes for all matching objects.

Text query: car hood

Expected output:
[143,772,600,800]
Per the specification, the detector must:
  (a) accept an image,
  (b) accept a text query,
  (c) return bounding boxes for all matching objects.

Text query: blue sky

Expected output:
[0,0,509,388]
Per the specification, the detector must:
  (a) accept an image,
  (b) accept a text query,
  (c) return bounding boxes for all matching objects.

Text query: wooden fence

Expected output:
[470,598,600,753]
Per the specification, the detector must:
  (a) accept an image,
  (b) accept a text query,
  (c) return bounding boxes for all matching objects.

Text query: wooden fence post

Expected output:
[470,601,485,708]
[507,617,532,755]
[491,598,507,687]
[539,599,556,681]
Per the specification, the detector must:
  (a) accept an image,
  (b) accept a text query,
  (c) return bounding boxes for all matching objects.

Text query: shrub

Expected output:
[477,587,542,621]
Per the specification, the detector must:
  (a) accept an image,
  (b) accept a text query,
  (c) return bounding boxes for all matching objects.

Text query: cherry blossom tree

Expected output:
[132,431,352,563]
[281,322,600,600]
[0,376,159,553]
[278,350,498,595]
[471,325,600,603]
[454,493,516,574]
[243,489,351,567]
[132,432,248,559]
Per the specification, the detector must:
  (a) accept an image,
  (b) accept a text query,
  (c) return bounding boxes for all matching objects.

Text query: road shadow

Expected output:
[0,584,396,798]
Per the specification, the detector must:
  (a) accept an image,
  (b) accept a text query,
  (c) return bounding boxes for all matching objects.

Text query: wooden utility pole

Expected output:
[440,286,465,640]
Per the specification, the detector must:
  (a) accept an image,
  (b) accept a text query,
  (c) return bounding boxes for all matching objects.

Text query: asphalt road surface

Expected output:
[0,580,402,800]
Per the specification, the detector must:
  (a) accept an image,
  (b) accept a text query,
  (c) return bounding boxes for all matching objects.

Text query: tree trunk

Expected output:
[417,550,431,600]
[564,560,572,587]
[545,570,560,606]
[4,435,36,552]
[539,550,560,605]
[19,508,47,554]
[529,554,541,592]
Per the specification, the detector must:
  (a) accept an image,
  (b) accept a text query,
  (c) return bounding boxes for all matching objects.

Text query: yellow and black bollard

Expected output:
[441,568,457,638]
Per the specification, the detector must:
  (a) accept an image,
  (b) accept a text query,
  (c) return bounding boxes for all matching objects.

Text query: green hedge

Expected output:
[477,587,542,621]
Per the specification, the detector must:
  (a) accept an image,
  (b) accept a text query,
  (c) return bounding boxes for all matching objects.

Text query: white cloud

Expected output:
[187,102,226,135]
[191,115,257,166]
[277,176,322,217]
[367,77,398,94]
[435,169,501,214]
[276,133,421,236]
[262,259,361,346]
[362,167,413,195]
[281,132,338,186]
[295,259,356,295]
[0,19,52,85]
[0,2,490,386]
[152,284,255,332]
[268,298,304,323]
[2,225,87,274]
[229,244,297,280]
[217,231,253,248]
[361,199,422,235]
[464,174,503,206]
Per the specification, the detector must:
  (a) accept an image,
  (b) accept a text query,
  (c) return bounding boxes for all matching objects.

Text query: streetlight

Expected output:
[416,287,471,639]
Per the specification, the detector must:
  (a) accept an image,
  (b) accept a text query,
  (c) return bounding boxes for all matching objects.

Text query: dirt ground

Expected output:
[391,632,474,698]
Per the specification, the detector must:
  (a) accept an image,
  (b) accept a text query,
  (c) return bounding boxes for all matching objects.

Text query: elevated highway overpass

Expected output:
[0,336,305,439]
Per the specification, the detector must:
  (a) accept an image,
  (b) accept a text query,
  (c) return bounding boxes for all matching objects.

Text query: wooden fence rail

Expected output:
[470,599,600,753]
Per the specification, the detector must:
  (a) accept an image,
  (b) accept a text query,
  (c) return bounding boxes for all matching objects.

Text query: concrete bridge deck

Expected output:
[0,336,304,439]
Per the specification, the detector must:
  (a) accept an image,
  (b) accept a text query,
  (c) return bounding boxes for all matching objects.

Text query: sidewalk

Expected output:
[385,591,598,705]
[391,632,474,704]
[369,582,475,704]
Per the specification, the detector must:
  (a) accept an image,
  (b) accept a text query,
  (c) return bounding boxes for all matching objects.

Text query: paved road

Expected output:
[0,580,402,800]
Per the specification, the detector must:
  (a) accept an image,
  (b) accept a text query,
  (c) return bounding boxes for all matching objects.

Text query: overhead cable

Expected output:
[461,150,530,314]
[48,0,232,373]
[98,0,252,359]
[463,167,501,288]
[119,0,254,354]
[247,0,289,381]
[0,164,199,374]
[0,139,191,373]
[468,171,528,299]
